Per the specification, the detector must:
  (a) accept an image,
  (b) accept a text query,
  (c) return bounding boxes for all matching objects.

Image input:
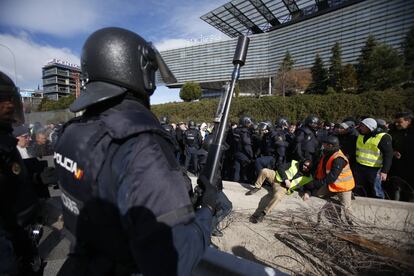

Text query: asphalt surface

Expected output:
[38,188,69,275]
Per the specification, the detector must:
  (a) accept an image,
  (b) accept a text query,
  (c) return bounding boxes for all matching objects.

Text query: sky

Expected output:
[0,0,229,104]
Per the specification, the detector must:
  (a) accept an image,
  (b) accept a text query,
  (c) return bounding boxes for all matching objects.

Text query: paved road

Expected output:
[38,188,69,275]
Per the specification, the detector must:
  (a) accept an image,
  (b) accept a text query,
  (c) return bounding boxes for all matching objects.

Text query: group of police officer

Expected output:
[231,114,321,183]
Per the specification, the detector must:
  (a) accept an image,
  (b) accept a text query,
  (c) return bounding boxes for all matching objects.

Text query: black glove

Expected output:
[197,174,218,214]
[39,167,57,185]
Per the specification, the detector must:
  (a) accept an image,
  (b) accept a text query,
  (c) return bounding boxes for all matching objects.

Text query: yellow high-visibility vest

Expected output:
[275,160,313,195]
[356,132,387,168]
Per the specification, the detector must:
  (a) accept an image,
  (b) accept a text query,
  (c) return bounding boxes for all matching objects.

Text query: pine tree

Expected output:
[328,42,343,92]
[369,44,404,90]
[356,35,378,91]
[342,64,358,93]
[308,53,328,94]
[277,51,294,97]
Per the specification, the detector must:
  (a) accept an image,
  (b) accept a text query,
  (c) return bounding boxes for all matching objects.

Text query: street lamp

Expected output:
[0,43,18,86]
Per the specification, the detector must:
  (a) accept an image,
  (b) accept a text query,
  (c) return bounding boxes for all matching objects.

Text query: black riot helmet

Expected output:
[0,71,24,125]
[275,117,289,129]
[239,116,253,128]
[160,116,169,125]
[304,115,320,130]
[70,27,176,112]
[188,120,196,129]
[322,135,340,147]
[258,121,272,132]
[321,135,340,153]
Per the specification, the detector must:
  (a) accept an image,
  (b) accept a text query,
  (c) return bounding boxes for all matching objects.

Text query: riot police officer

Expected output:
[160,115,180,159]
[184,120,203,175]
[232,116,254,182]
[0,71,41,275]
[293,115,320,163]
[254,121,273,173]
[54,28,217,276]
[160,115,174,133]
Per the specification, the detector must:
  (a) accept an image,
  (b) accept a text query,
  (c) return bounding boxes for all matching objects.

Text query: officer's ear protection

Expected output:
[138,44,158,93]
[139,44,157,92]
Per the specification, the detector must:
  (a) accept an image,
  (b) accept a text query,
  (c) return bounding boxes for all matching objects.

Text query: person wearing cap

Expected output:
[246,159,313,223]
[303,135,355,224]
[354,118,393,198]
[334,121,359,166]
[13,124,32,159]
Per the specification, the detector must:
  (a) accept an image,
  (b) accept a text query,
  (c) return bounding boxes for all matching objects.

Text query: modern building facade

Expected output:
[159,0,414,95]
[19,88,44,111]
[42,59,81,100]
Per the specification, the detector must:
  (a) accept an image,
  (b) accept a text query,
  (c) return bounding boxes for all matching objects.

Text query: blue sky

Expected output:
[0,0,228,104]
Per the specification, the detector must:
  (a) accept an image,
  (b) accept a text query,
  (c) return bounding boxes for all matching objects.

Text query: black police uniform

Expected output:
[161,122,180,157]
[232,126,254,182]
[255,129,288,174]
[184,126,203,174]
[54,27,215,276]
[0,124,40,275]
[55,99,212,276]
[0,71,41,275]
[293,125,319,163]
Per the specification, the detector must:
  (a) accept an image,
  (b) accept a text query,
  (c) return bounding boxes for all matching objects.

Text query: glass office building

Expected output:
[159,0,414,94]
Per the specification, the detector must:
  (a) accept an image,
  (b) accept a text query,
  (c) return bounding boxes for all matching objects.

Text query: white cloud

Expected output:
[0,0,100,37]
[0,33,80,89]
[154,0,229,46]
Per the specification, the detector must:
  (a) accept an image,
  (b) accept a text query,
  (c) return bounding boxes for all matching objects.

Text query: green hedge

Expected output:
[151,89,414,123]
[37,94,76,112]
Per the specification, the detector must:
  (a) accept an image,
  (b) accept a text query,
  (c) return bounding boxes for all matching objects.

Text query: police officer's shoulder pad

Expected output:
[70,82,127,113]
[101,107,164,139]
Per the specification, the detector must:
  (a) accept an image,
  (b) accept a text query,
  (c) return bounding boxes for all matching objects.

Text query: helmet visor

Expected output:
[150,43,177,84]
[0,85,24,125]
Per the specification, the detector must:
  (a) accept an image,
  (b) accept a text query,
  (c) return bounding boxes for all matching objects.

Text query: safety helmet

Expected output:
[188,120,196,129]
[258,120,272,131]
[160,116,169,125]
[70,27,176,112]
[321,135,340,147]
[275,117,289,129]
[304,115,319,130]
[0,71,24,125]
[239,116,253,128]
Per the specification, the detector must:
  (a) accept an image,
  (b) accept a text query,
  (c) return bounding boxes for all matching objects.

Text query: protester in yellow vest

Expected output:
[303,135,355,224]
[354,118,393,198]
[246,159,313,223]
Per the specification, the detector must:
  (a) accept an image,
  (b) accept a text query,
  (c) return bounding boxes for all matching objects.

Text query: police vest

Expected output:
[356,133,386,168]
[274,160,313,195]
[298,127,318,154]
[184,129,199,147]
[316,150,355,193]
[54,100,173,269]
[232,127,251,155]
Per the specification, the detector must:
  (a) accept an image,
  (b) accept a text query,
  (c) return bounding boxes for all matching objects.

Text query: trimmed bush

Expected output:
[151,89,414,123]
